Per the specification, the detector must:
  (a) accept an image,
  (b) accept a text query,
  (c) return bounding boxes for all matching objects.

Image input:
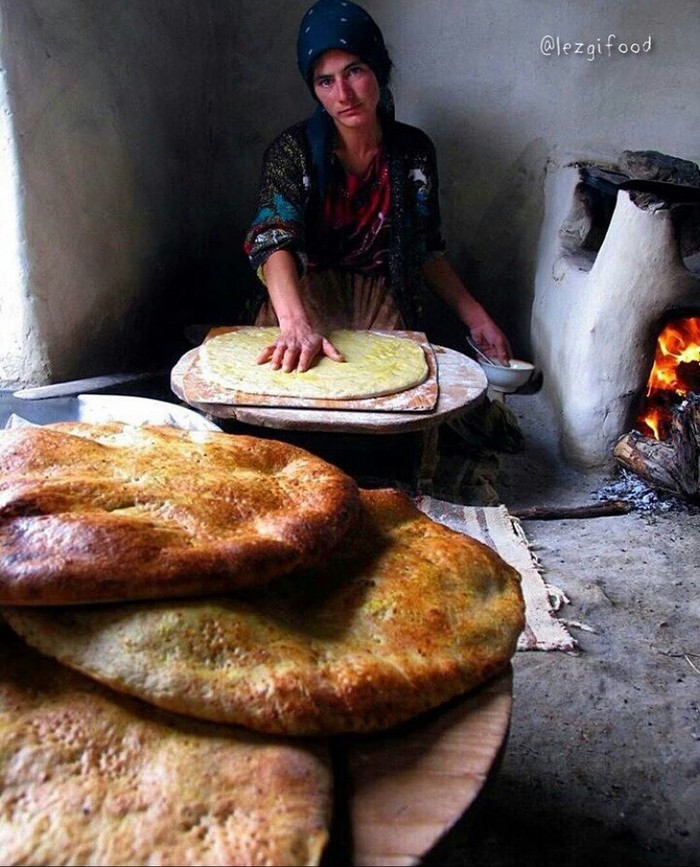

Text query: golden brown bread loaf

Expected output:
[0,620,332,866]
[3,489,525,736]
[0,422,359,605]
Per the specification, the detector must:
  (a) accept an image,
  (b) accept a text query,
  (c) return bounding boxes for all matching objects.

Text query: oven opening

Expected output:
[635,309,700,441]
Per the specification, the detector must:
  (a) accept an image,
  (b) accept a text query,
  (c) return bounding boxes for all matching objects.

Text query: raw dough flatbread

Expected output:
[0,621,331,867]
[0,422,359,605]
[2,489,525,736]
[199,328,429,400]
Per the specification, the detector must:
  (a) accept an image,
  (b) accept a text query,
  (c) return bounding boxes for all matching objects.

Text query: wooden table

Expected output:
[171,345,487,492]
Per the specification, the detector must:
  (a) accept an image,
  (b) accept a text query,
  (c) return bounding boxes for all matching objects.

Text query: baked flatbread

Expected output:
[0,620,331,867]
[0,422,359,605]
[199,328,429,399]
[2,489,525,736]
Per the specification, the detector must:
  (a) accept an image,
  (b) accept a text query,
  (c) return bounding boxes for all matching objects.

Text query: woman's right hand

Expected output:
[256,324,345,373]
[257,252,345,372]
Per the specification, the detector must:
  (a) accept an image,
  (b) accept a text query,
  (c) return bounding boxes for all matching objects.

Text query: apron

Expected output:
[255,268,405,331]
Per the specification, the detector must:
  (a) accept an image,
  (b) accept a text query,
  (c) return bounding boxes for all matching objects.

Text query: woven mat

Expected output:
[418,497,577,652]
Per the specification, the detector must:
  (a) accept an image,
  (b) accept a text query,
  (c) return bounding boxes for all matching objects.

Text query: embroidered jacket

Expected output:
[244,117,446,327]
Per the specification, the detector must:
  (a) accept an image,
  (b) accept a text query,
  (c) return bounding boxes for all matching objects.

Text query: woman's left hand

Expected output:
[468,315,512,365]
[420,256,512,364]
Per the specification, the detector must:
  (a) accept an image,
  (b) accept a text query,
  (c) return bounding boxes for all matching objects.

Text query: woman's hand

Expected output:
[257,251,345,372]
[256,324,345,373]
[467,314,512,365]
[421,256,512,364]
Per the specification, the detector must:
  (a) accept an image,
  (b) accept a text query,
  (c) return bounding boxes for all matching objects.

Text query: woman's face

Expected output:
[312,49,381,131]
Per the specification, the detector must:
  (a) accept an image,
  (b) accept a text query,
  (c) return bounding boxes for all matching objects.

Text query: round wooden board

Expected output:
[336,667,513,866]
[171,345,487,435]
[177,328,441,413]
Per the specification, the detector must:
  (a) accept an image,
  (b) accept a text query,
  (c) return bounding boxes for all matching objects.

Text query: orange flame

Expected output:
[637,317,700,440]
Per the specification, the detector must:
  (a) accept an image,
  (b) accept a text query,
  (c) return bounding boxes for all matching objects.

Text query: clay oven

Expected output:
[531,150,700,471]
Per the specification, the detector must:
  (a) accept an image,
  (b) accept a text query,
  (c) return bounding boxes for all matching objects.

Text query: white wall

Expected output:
[380,0,700,354]
[0,0,211,385]
[0,56,44,385]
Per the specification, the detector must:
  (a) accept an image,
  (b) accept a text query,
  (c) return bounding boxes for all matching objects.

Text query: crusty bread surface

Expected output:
[3,489,525,736]
[0,620,331,866]
[0,422,359,605]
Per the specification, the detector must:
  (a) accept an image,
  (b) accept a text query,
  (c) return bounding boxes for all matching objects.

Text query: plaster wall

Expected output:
[0,58,44,385]
[0,0,211,386]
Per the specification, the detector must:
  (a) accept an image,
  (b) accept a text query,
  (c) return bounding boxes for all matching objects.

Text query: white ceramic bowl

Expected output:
[479,359,535,393]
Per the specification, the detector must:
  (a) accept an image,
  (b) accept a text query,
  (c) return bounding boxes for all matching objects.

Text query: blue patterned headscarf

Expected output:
[297,0,392,93]
[296,0,394,193]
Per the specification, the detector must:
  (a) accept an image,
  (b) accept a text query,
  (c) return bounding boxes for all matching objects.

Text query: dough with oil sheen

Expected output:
[200,328,429,399]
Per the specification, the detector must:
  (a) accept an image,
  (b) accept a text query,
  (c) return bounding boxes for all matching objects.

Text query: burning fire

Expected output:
[636,317,700,440]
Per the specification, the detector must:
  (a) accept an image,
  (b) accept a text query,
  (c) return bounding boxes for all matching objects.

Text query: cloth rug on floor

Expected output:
[417,497,577,653]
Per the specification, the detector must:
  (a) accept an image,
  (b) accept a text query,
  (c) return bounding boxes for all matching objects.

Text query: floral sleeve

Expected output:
[243,126,311,281]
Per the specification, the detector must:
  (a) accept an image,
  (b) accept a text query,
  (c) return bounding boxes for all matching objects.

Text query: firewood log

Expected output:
[614,394,700,501]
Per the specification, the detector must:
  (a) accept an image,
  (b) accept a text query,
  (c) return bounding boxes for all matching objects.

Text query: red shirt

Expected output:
[307,149,391,275]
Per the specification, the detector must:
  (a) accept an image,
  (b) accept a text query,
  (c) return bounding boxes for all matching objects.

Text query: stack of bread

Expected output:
[0,421,524,866]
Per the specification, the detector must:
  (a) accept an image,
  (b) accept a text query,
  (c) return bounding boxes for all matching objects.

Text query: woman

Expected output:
[244,0,511,373]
